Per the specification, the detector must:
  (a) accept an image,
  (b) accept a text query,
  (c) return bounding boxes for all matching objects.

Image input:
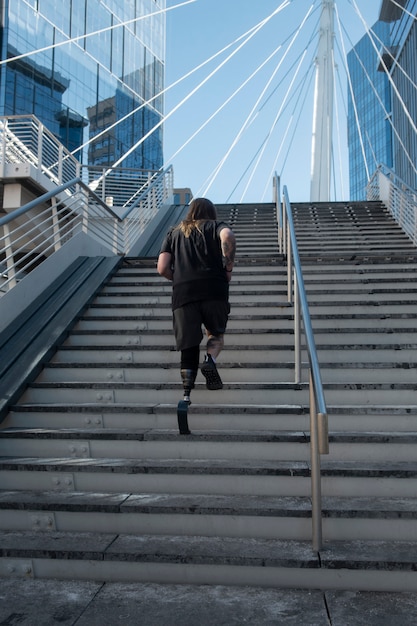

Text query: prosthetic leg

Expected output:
[177,369,196,435]
[177,344,199,435]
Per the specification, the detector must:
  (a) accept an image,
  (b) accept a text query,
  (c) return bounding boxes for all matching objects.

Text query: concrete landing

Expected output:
[1,579,417,625]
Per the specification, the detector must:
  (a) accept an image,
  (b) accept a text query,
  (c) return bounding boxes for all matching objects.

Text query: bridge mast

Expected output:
[310,0,335,202]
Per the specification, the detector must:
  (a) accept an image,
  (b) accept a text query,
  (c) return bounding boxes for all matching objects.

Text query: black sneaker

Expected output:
[201,355,223,390]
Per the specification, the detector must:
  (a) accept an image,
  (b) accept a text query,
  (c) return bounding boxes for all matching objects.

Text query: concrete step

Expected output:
[36,362,417,384]
[82,301,417,317]
[67,327,417,347]
[50,346,300,364]
[91,294,292,305]
[1,490,417,542]
[90,292,417,306]
[301,262,417,274]
[73,316,417,332]
[116,266,284,278]
[3,404,310,431]
[61,330,417,348]
[4,403,417,433]
[309,303,417,316]
[297,241,414,251]
[1,427,417,464]
[100,285,291,296]
[0,428,312,462]
[303,273,417,284]
[17,379,417,406]
[73,317,294,332]
[1,454,417,498]
[0,458,311,496]
[37,364,301,384]
[1,530,417,590]
[61,333,300,347]
[51,342,417,367]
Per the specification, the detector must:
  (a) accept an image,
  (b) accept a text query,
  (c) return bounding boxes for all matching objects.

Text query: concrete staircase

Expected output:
[1,200,417,591]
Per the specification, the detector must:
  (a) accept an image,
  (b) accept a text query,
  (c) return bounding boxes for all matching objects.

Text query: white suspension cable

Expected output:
[91,0,292,189]
[365,130,379,169]
[258,13,320,200]
[347,3,417,94]
[199,1,313,199]
[227,58,314,202]
[0,0,196,66]
[165,43,283,164]
[261,61,316,201]
[351,0,417,139]
[276,64,315,185]
[69,11,265,159]
[342,26,417,178]
[228,55,315,202]
[385,0,416,20]
[335,5,370,182]
[239,48,308,202]
[261,117,293,201]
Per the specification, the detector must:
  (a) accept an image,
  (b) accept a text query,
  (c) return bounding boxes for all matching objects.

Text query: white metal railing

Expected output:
[367,164,417,246]
[0,115,80,185]
[0,169,173,293]
[0,115,168,212]
[274,175,329,552]
[0,115,173,293]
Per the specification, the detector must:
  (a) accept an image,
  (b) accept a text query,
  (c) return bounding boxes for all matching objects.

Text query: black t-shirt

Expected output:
[160,220,230,310]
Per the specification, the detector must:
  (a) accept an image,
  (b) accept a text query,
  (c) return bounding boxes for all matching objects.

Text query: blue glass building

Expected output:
[347,21,392,200]
[348,1,417,199]
[388,0,417,191]
[0,0,165,170]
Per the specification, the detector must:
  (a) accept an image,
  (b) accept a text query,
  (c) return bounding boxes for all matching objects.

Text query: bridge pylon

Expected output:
[310,0,335,202]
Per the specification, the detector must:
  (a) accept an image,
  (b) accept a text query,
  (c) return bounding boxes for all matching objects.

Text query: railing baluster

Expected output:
[3,223,17,289]
[309,369,323,552]
[51,198,62,252]
[294,270,301,384]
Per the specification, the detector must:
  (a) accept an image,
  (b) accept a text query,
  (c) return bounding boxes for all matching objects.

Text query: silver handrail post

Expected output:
[294,270,301,384]
[282,204,287,257]
[309,369,323,552]
[274,174,283,254]
[287,221,292,304]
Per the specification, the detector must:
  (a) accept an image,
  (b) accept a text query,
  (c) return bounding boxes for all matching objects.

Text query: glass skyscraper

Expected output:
[388,0,417,191]
[347,20,392,200]
[0,0,165,170]
[348,1,417,199]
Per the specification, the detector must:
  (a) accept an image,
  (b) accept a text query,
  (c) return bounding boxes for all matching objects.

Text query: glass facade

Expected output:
[347,21,392,200]
[0,0,165,170]
[389,0,417,191]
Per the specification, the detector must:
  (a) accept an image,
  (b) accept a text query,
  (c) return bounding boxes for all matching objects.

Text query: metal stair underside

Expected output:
[2,200,417,590]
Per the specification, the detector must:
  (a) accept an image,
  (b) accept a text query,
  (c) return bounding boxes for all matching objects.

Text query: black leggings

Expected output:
[180,345,200,371]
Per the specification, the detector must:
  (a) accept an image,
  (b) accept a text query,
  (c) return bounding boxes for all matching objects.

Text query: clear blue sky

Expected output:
[164,0,380,204]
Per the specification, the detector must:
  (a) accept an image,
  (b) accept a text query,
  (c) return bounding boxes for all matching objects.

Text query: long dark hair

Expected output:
[179,197,217,237]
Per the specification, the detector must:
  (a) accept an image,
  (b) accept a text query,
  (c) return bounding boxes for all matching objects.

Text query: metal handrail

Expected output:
[367,164,417,246]
[0,177,119,227]
[274,176,329,551]
[0,115,171,213]
[0,161,173,293]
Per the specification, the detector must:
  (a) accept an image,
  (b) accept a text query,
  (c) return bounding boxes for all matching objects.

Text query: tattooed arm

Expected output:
[219,227,236,282]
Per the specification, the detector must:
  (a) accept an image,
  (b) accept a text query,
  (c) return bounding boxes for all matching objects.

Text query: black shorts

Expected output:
[173,300,230,351]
